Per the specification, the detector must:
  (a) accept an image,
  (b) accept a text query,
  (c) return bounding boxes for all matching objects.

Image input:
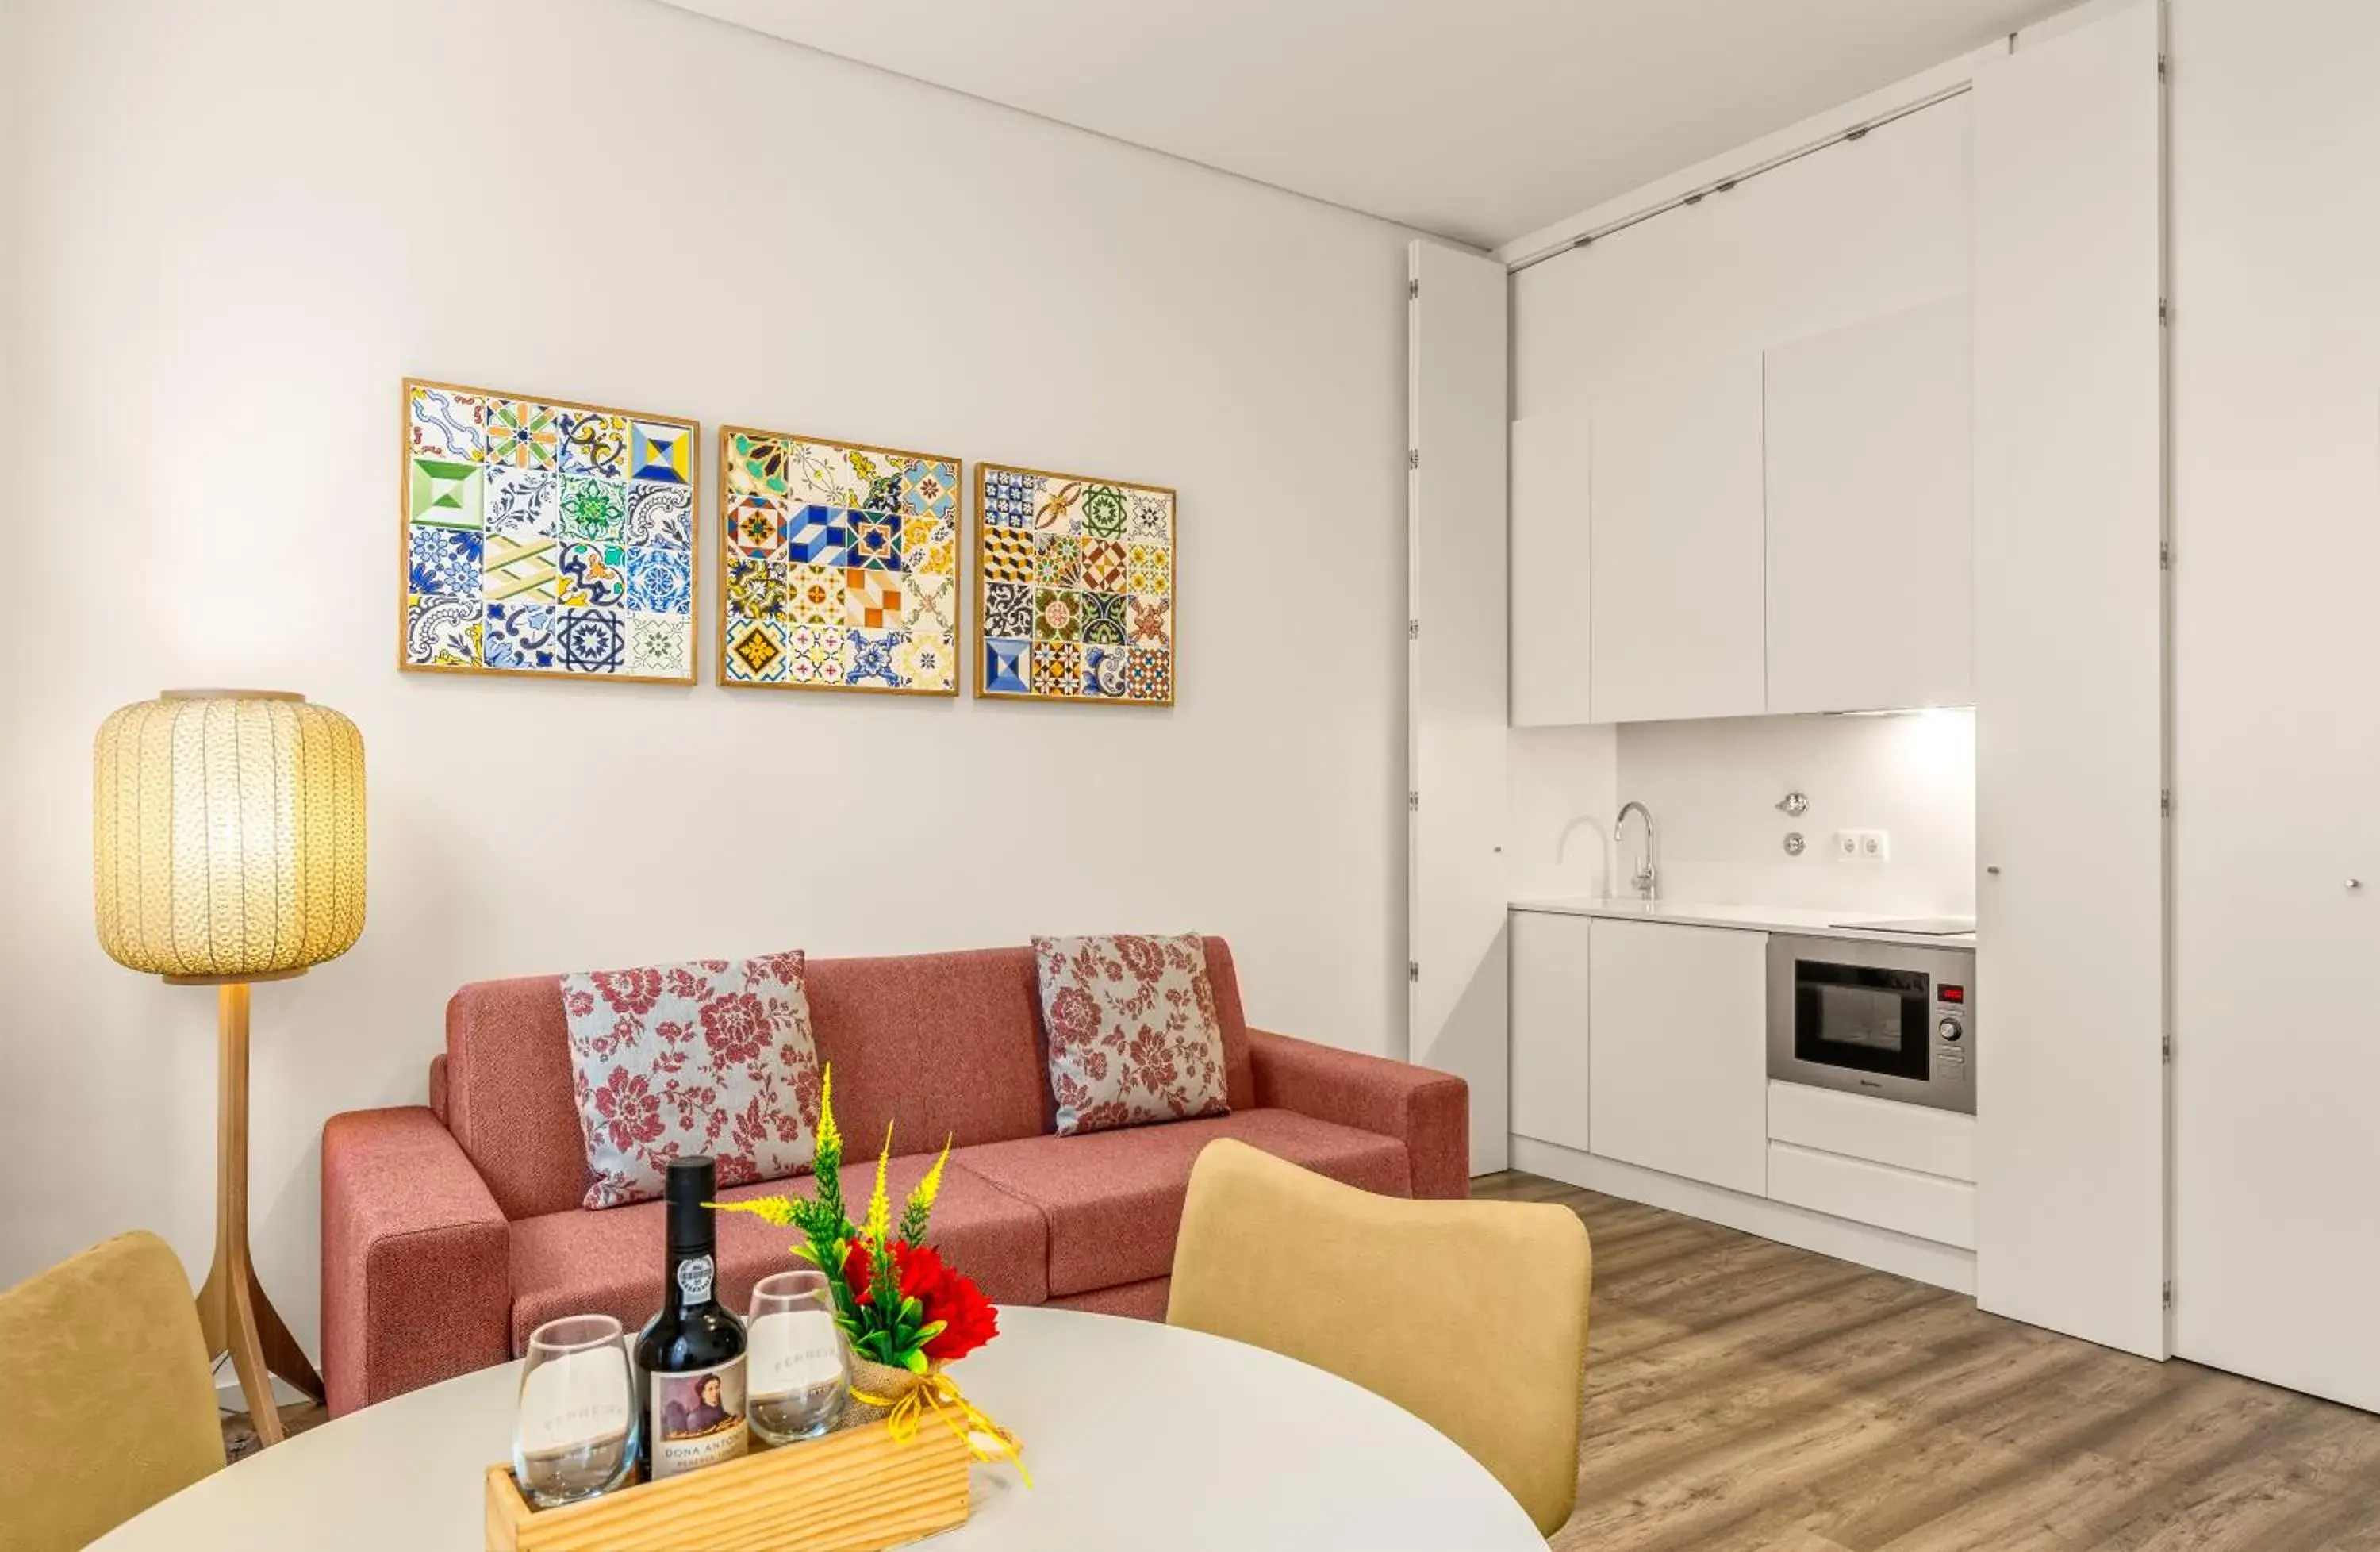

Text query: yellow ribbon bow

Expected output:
[851,1371,1034,1489]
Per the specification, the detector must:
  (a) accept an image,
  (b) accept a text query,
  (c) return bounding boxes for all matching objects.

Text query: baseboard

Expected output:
[1510,1135,1978,1296]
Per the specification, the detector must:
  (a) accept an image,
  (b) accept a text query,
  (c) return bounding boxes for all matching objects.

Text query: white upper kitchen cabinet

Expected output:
[1587,357,1768,724]
[1587,918,1768,1197]
[1510,412,1592,727]
[1764,294,1975,714]
[1509,910,1593,1154]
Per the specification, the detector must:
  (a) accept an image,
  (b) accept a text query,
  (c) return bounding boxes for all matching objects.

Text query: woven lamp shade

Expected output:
[92,690,367,982]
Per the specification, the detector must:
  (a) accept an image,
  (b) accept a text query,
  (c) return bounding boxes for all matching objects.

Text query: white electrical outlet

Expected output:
[1836,829,1891,863]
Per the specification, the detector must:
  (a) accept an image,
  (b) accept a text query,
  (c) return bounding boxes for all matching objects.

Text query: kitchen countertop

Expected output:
[1510,897,1977,947]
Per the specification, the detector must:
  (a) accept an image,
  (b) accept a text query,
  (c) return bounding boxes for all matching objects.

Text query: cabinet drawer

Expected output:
[1768,1141,1975,1249]
[1768,1081,1975,1182]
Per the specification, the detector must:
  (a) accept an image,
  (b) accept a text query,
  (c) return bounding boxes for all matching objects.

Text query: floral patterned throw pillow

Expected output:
[1032,934,1230,1136]
[559,951,823,1209]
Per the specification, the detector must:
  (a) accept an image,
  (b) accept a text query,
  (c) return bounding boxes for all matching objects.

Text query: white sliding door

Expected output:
[2170,0,2380,1413]
[1407,238,1510,1175]
[1971,0,2168,1358]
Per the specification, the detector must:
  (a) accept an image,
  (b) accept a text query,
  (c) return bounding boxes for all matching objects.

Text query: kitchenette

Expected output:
[1503,705,1987,1293]
[1508,891,1981,1293]
[1403,0,2380,1414]
[1417,24,2148,1314]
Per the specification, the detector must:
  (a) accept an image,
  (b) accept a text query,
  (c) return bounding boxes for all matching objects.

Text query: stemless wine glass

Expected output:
[747,1270,850,1444]
[513,1314,640,1507]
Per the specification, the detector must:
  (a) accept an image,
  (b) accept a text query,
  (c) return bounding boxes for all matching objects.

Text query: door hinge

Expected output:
[1407,617,1421,640]
[2158,53,2168,82]
[1408,279,1420,299]
[1407,790,1421,812]
[1407,448,1421,471]
[2160,540,2172,570]
[2163,1278,2174,1310]
[2163,1033,2173,1063]
[2159,298,2171,325]
[2161,789,2173,817]
[1407,962,1421,983]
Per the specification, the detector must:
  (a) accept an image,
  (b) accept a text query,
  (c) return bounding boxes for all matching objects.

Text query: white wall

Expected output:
[2170,0,2380,1410]
[0,0,1413,1355]
[1614,712,1976,914]
[1507,726,1619,899]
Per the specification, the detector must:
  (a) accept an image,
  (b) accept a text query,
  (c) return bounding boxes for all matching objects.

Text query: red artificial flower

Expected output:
[842,1239,1001,1364]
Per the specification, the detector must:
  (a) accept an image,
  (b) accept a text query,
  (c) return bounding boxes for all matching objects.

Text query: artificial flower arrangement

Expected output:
[720,1066,1024,1480]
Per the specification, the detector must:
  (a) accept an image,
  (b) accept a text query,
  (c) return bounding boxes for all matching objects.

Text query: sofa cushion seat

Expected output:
[507,1155,1048,1350]
[953,1109,1411,1297]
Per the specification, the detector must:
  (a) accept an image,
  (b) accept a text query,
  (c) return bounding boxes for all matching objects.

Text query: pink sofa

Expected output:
[320,938,1468,1415]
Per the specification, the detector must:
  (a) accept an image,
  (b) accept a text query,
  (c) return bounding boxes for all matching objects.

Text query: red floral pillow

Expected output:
[1032,934,1229,1136]
[559,951,823,1208]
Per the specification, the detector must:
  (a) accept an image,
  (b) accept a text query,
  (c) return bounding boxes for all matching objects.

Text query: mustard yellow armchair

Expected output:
[0,1231,225,1550]
[1168,1139,1592,1536]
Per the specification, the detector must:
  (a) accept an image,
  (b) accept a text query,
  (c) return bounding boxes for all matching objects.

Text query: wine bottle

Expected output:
[635,1155,749,1480]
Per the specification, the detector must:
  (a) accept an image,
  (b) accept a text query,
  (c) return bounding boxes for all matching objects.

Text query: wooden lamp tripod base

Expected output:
[176,978,326,1446]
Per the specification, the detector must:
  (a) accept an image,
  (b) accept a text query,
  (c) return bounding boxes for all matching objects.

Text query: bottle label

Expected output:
[650,1357,748,1479]
[675,1254,715,1308]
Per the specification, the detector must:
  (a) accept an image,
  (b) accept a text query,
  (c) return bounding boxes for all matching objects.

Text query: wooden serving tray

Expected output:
[485,1419,972,1551]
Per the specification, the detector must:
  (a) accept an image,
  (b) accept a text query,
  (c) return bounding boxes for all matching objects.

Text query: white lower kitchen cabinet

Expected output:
[1509,910,1593,1153]
[1586,918,1768,1197]
[1768,1143,1976,1250]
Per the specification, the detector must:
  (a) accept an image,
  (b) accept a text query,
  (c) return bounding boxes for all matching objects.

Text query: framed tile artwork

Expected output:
[975,463,1175,705]
[399,378,700,684]
[716,426,962,696]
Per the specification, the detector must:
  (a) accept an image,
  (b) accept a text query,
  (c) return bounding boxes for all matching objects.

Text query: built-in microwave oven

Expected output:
[1765,935,1975,1115]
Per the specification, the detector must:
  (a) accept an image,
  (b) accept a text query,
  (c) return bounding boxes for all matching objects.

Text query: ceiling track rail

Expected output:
[1506,81,1974,275]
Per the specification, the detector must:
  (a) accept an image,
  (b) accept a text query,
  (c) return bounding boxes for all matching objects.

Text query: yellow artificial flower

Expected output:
[816,1066,842,1157]
[865,1124,894,1247]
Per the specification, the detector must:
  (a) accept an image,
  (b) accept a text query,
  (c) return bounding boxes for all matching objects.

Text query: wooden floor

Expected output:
[1476,1171,2380,1552]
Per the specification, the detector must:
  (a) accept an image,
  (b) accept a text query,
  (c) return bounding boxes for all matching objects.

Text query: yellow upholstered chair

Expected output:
[0,1231,225,1551]
[1169,1139,1592,1537]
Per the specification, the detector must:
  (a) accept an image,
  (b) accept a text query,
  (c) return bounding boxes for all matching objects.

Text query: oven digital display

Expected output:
[1940,985,1966,1004]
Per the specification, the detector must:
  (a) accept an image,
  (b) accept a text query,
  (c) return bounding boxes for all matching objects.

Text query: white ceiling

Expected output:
[655,0,2073,248]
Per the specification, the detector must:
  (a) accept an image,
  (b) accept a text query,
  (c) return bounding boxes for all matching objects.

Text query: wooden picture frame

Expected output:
[973,462,1176,706]
[398,378,701,685]
[714,426,963,697]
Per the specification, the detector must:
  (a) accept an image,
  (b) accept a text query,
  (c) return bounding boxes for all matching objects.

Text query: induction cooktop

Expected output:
[1834,916,1977,936]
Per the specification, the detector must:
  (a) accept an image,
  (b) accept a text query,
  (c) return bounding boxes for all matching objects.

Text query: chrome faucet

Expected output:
[1614,801,1657,900]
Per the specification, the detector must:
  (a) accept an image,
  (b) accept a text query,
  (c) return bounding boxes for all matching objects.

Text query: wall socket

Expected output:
[1835,828,1891,863]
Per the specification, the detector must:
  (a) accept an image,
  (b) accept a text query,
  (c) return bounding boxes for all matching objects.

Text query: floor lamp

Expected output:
[93,690,367,1446]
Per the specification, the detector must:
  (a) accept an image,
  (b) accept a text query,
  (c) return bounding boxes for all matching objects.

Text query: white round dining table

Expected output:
[94,1305,1545,1550]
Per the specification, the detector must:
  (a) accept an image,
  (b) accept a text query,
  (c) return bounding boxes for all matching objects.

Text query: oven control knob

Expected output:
[1938,1018,1964,1043]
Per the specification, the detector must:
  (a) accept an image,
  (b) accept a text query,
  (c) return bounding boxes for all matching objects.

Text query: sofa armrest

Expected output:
[321,1106,511,1416]
[1246,1028,1469,1198]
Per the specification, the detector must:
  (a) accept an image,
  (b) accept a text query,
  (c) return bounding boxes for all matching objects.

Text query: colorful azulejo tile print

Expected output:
[401,381,696,681]
[408,524,482,597]
[984,579,1034,640]
[557,542,629,609]
[895,629,954,692]
[977,464,1173,704]
[727,494,788,560]
[556,409,628,478]
[787,624,850,686]
[848,626,904,688]
[719,427,959,693]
